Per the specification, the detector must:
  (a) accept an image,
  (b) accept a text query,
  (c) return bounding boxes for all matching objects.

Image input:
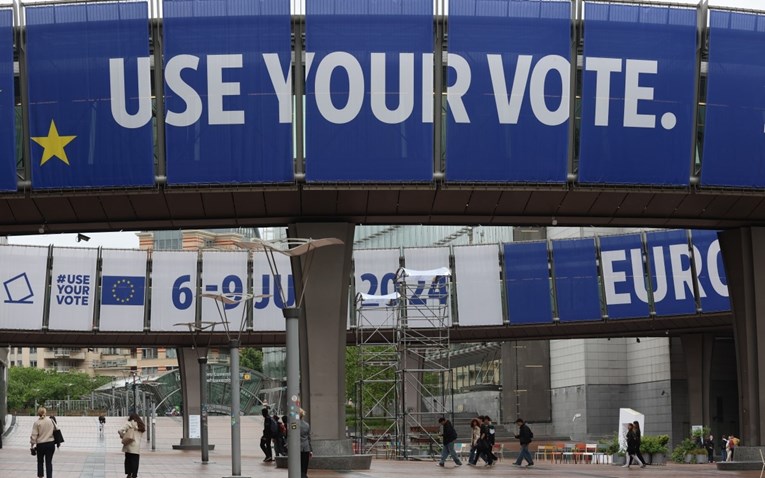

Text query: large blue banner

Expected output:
[0,9,14,192]
[646,230,696,316]
[701,11,765,188]
[26,3,153,189]
[599,234,649,319]
[552,238,601,322]
[163,0,292,185]
[690,230,729,313]
[504,241,552,324]
[446,0,569,182]
[578,4,696,185]
[305,0,433,182]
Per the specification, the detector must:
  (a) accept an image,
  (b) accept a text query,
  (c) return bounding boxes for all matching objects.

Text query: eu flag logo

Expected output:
[102,276,145,306]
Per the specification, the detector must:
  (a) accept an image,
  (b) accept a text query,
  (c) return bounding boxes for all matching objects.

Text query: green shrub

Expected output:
[671,438,697,463]
[640,435,669,455]
[600,433,622,455]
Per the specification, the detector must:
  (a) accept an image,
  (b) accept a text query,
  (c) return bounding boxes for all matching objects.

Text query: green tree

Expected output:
[8,368,110,410]
[240,347,263,372]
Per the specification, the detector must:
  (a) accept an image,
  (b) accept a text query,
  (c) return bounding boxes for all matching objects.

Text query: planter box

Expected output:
[612,454,626,465]
[650,453,667,465]
[695,454,708,464]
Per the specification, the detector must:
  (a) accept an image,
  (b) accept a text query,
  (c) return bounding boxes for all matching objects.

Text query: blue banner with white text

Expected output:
[701,11,765,188]
[578,4,696,185]
[0,9,15,192]
[646,230,696,316]
[163,0,292,185]
[446,0,569,182]
[25,3,154,189]
[552,238,601,322]
[304,0,433,182]
[690,230,729,313]
[504,241,552,324]
[599,234,650,319]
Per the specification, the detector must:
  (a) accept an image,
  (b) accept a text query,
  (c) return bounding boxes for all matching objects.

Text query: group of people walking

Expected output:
[29,406,145,478]
[260,406,313,478]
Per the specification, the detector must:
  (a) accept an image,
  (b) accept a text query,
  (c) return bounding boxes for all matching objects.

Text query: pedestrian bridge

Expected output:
[0,228,730,347]
[0,0,763,234]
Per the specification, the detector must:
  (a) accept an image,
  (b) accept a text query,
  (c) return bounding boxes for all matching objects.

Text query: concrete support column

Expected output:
[719,227,765,446]
[679,334,714,429]
[287,223,355,440]
[501,340,551,424]
[173,346,204,449]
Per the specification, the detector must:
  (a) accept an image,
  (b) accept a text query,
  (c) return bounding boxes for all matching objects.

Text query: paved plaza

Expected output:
[0,416,761,478]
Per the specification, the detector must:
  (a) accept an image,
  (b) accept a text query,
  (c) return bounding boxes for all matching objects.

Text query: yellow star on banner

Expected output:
[31,120,76,166]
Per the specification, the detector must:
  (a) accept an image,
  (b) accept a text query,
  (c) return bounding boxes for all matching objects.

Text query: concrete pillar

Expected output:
[287,223,355,440]
[501,340,551,424]
[679,334,714,429]
[173,346,206,449]
[719,227,765,446]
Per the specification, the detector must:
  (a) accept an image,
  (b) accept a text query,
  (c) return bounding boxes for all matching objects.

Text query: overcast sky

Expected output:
[5,0,762,248]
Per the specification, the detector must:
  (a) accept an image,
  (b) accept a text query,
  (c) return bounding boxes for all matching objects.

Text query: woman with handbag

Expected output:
[118,413,146,478]
[29,406,56,478]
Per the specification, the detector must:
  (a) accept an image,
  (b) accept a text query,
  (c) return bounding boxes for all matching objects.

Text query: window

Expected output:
[30,347,37,354]
[30,360,38,367]
[142,348,158,359]
[165,348,177,359]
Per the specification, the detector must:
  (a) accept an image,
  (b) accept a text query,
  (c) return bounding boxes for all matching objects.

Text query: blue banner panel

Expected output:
[446,0,569,182]
[504,242,552,324]
[599,234,649,319]
[701,11,765,188]
[0,10,14,192]
[163,0,292,185]
[305,0,433,182]
[552,238,601,322]
[690,230,730,313]
[646,230,696,316]
[578,4,696,185]
[26,3,153,189]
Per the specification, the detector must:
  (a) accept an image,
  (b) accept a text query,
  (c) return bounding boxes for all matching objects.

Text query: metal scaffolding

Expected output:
[354,267,453,460]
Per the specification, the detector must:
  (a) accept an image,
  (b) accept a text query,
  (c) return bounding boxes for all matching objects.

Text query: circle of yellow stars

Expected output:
[31,119,77,166]
[111,278,136,304]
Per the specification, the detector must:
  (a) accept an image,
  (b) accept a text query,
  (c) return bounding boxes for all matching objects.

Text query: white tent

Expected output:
[618,408,645,452]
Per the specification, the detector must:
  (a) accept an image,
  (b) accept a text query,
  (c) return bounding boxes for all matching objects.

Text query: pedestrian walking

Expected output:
[260,407,274,462]
[513,418,534,467]
[622,423,645,468]
[118,412,146,478]
[721,435,728,462]
[632,421,648,466]
[467,418,481,465]
[299,409,312,478]
[437,416,462,467]
[30,406,56,478]
[479,416,497,466]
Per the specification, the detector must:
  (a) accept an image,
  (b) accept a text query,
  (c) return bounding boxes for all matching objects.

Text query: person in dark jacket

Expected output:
[513,418,534,467]
[622,423,645,468]
[632,421,648,467]
[704,434,715,463]
[260,407,274,462]
[437,417,462,467]
[299,409,312,478]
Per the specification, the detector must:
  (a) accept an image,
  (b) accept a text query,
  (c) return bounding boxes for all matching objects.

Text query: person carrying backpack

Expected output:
[513,418,534,467]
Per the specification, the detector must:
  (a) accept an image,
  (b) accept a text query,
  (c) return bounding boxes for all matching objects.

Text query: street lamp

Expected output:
[174,320,218,465]
[202,292,254,478]
[234,237,343,478]
[129,367,138,414]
